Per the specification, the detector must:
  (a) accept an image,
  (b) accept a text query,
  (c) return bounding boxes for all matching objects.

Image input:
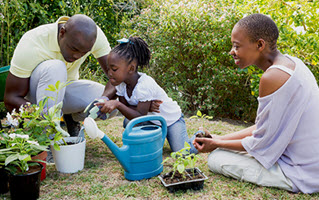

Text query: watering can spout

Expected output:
[83,117,130,171]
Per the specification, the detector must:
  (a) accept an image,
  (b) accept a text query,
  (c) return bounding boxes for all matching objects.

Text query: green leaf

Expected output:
[177,164,185,174]
[19,154,31,161]
[46,84,56,92]
[162,157,170,164]
[5,154,19,165]
[53,143,60,151]
[55,80,61,89]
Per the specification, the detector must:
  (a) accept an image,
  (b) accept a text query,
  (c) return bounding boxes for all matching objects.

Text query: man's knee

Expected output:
[36,59,67,80]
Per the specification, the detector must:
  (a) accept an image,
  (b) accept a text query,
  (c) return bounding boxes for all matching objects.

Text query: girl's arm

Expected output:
[117,100,151,120]
[96,97,152,120]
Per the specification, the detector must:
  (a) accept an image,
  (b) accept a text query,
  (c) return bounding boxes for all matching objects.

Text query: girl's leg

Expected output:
[208,148,294,191]
[167,115,198,154]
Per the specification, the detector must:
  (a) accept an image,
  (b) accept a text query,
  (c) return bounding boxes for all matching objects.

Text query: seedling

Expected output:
[162,142,201,178]
[189,110,213,120]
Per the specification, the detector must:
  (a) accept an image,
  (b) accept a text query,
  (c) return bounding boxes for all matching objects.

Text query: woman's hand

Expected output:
[193,137,221,153]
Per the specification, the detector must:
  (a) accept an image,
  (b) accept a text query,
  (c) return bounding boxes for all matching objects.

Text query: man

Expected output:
[4,14,116,136]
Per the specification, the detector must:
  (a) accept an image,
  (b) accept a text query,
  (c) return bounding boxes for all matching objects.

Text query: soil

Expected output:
[195,131,212,145]
[66,142,76,145]
[15,164,42,175]
[162,169,204,184]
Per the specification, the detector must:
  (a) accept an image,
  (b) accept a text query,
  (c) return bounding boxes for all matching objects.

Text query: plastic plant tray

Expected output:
[158,167,208,192]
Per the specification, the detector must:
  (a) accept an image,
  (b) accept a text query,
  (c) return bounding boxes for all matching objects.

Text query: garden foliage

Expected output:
[117,0,319,121]
[235,0,319,97]
[0,0,140,67]
[1,0,318,122]
[117,0,258,121]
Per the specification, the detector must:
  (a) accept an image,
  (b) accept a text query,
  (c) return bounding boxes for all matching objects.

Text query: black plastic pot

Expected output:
[158,167,208,192]
[8,163,43,200]
[0,167,9,194]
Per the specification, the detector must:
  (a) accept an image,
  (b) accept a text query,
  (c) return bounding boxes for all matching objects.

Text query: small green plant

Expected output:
[3,81,71,151]
[0,131,48,174]
[162,142,201,178]
[189,110,213,120]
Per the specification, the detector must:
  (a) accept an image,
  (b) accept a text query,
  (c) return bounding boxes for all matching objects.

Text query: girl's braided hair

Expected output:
[111,36,151,70]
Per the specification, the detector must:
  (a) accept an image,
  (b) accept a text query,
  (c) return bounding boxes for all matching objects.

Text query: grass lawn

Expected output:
[1,116,318,199]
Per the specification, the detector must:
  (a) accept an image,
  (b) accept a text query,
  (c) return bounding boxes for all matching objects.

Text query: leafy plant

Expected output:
[3,81,70,151]
[0,131,48,174]
[162,142,201,178]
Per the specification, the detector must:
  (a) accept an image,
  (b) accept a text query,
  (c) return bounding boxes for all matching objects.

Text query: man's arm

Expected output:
[4,72,30,112]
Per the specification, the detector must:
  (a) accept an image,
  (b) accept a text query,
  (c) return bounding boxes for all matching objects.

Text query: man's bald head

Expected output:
[58,14,98,62]
[65,14,97,44]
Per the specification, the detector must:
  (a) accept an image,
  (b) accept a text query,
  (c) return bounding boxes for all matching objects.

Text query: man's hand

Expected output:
[150,100,163,113]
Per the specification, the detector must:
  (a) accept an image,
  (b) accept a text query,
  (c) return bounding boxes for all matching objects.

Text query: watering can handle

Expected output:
[123,115,167,145]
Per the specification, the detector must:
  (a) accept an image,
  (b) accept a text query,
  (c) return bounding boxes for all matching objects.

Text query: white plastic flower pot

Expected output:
[51,137,86,173]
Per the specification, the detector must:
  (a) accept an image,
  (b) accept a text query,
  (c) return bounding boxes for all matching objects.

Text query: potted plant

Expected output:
[159,142,208,192]
[19,81,86,173]
[0,130,48,199]
[42,82,86,173]
[2,81,71,176]
[0,135,9,195]
[1,80,86,176]
[50,132,86,173]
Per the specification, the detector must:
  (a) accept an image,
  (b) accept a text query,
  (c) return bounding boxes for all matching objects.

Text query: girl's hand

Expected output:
[95,100,119,114]
[193,137,220,153]
[149,100,163,113]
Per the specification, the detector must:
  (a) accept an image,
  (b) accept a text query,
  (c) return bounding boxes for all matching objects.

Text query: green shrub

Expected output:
[235,0,319,97]
[0,0,143,118]
[117,0,258,121]
[0,0,140,67]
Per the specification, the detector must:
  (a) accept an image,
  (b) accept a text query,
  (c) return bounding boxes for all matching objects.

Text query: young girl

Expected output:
[96,36,197,153]
[194,14,319,193]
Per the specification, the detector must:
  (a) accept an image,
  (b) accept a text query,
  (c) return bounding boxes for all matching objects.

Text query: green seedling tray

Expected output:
[0,65,10,101]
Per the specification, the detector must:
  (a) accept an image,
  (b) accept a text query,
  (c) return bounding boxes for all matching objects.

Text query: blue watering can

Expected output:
[84,115,167,180]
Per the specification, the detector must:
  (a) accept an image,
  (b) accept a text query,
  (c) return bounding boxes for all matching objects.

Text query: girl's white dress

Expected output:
[115,72,182,126]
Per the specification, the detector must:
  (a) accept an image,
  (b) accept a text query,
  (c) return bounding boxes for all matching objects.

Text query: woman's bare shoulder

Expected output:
[259,68,291,97]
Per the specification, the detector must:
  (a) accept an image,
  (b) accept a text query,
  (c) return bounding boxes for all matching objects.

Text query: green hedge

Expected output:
[0,0,140,67]
[117,0,258,121]
[117,0,319,122]
[235,0,319,97]
[1,0,317,122]
[0,0,141,115]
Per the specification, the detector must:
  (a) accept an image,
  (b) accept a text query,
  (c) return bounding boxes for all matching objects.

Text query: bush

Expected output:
[235,0,319,97]
[117,0,258,121]
[0,0,140,67]
[0,0,143,117]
